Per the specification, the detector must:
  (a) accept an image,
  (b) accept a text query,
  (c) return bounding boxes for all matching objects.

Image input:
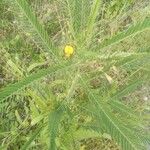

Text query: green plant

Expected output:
[0,0,150,150]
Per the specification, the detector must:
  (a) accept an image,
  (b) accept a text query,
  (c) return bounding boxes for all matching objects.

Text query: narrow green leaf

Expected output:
[91,98,142,150]
[74,128,101,141]
[13,0,57,58]
[85,0,102,45]
[108,100,138,118]
[21,126,43,150]
[98,17,150,49]
[111,79,145,100]
[0,62,71,101]
[49,107,64,150]
[81,77,144,150]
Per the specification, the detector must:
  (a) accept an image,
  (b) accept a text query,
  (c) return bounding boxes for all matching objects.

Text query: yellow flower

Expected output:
[64,45,74,58]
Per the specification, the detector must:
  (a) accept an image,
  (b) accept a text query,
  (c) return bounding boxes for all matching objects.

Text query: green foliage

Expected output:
[9,0,57,59]
[21,126,43,150]
[0,62,72,101]
[0,0,150,150]
[48,107,64,150]
[96,17,150,50]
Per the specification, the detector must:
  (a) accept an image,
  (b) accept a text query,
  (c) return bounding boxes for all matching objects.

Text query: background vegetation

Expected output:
[0,0,150,149]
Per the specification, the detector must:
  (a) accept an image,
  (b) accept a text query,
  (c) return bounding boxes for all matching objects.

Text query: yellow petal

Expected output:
[64,45,74,55]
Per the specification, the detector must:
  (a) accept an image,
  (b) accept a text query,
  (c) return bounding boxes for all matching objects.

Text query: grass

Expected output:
[0,0,150,150]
